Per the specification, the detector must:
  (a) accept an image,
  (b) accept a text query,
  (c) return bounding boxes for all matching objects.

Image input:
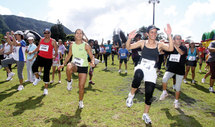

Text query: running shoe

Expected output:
[43,88,48,95]
[126,93,134,108]
[118,69,121,73]
[79,100,84,109]
[17,85,24,91]
[6,72,15,81]
[159,92,168,101]
[199,70,202,73]
[201,78,205,83]
[38,72,42,76]
[58,81,61,84]
[67,80,73,91]
[209,87,215,93]
[125,70,127,73]
[50,80,54,84]
[192,80,195,84]
[183,79,187,84]
[174,101,180,108]
[25,80,30,82]
[89,81,95,85]
[142,113,152,124]
[33,77,41,86]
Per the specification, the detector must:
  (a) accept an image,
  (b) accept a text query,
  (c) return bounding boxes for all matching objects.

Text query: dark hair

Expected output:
[75,29,83,34]
[173,35,182,40]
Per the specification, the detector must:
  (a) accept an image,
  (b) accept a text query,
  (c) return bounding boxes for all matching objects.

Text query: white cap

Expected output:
[28,37,34,40]
[14,30,24,36]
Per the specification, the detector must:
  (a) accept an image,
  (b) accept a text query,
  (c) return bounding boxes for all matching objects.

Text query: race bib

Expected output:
[92,49,96,54]
[141,58,155,71]
[121,53,126,57]
[169,54,181,62]
[106,47,109,50]
[188,56,196,61]
[39,44,49,52]
[73,57,84,66]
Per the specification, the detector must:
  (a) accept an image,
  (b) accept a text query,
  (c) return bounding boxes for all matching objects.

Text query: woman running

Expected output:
[125,24,173,124]
[58,29,95,109]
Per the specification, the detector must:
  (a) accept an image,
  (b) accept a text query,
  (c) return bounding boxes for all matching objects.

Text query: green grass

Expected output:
[0,56,215,127]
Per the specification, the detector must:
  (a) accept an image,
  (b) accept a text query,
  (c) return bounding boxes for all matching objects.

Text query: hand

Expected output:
[6,32,10,36]
[11,31,14,36]
[58,65,64,71]
[128,30,137,39]
[28,51,33,55]
[29,58,33,62]
[164,24,172,36]
[90,62,95,67]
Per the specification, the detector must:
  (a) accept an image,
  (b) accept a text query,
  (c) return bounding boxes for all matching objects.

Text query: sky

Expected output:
[0,0,215,43]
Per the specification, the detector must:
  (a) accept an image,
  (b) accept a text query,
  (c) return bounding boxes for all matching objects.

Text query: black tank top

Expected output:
[140,41,159,63]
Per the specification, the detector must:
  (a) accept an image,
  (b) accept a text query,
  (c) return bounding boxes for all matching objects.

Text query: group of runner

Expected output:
[0,23,215,124]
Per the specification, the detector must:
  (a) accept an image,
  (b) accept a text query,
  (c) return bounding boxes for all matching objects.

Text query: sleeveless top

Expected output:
[187,48,197,61]
[38,38,53,59]
[72,42,88,67]
[139,40,159,68]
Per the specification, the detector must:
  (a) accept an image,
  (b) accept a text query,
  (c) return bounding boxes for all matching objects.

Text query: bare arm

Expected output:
[52,39,58,57]
[174,45,185,55]
[60,44,73,67]
[29,39,42,54]
[159,24,174,52]
[209,48,215,52]
[4,44,13,55]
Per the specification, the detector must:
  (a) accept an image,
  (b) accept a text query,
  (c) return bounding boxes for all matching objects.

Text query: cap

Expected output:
[28,37,34,40]
[147,25,160,33]
[44,28,51,33]
[14,30,24,36]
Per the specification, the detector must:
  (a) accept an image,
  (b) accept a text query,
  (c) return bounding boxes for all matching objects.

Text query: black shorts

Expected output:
[120,59,127,64]
[186,60,197,67]
[77,66,88,74]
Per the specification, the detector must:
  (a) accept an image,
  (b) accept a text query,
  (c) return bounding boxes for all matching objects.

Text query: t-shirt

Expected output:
[58,44,66,55]
[208,41,215,62]
[165,45,187,75]
[12,40,26,61]
[118,48,129,59]
[27,43,37,60]
[4,43,13,59]
[104,44,112,53]
[198,47,205,58]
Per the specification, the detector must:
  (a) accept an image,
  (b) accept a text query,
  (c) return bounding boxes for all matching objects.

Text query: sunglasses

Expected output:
[44,32,50,34]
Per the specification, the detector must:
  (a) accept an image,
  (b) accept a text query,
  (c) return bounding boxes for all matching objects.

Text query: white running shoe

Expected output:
[201,78,205,83]
[125,70,127,73]
[38,72,42,76]
[25,80,30,82]
[50,80,54,84]
[6,72,15,81]
[142,113,152,124]
[192,80,195,84]
[199,70,202,73]
[126,93,134,108]
[79,101,84,109]
[33,78,41,86]
[17,85,24,91]
[173,85,176,90]
[43,88,48,95]
[183,79,187,84]
[209,87,215,93]
[159,92,168,101]
[58,80,61,84]
[174,101,180,109]
[67,80,73,91]
[118,69,121,73]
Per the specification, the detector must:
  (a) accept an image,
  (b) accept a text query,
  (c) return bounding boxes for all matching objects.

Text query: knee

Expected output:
[132,69,144,88]
[162,75,169,83]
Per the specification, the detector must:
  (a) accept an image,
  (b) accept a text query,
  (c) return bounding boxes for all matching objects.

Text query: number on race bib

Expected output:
[141,58,155,71]
[121,53,126,57]
[73,57,84,66]
[169,54,181,62]
[39,44,49,52]
[188,56,196,61]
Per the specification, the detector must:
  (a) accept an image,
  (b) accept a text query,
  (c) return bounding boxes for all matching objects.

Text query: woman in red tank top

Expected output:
[30,28,58,95]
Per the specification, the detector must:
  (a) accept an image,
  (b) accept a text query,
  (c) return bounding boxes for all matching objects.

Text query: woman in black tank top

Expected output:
[125,24,174,124]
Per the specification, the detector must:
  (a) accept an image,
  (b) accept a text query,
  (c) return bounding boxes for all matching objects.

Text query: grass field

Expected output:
[0,56,215,127]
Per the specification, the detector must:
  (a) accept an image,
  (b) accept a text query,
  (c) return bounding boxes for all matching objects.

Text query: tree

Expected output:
[50,20,66,42]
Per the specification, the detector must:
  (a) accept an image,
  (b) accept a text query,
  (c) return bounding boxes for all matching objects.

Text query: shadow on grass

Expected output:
[45,108,87,127]
[156,84,197,105]
[76,83,103,94]
[41,83,59,91]
[119,73,127,77]
[0,83,22,102]
[0,80,9,84]
[161,108,202,127]
[8,95,45,116]
[191,83,210,93]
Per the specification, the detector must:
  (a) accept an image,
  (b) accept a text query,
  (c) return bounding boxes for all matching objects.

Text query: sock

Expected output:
[174,99,178,103]
[128,92,134,98]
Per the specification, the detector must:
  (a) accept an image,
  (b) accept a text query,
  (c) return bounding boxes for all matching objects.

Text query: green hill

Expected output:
[0,15,73,35]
